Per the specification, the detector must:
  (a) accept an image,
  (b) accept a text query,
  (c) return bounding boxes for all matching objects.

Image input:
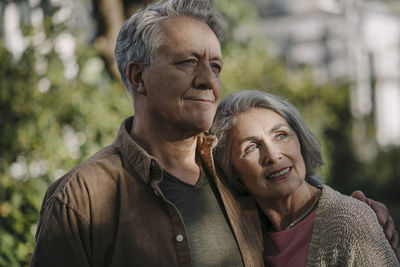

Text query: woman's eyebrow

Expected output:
[238,123,289,143]
[268,123,287,134]
[239,136,258,143]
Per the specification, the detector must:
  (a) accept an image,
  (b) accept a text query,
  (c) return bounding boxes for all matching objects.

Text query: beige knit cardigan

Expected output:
[307,185,399,266]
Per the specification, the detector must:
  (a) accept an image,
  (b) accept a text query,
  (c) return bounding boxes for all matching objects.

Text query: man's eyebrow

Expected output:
[210,53,223,61]
[211,57,223,66]
[180,51,223,61]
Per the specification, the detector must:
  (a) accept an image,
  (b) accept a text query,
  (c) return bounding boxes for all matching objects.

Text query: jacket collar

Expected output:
[114,116,218,186]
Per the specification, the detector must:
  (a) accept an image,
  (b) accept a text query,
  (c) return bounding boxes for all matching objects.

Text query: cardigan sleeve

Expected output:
[308,185,400,266]
[345,200,399,266]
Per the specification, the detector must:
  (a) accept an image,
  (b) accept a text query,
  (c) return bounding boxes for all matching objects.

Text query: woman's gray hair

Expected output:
[114,0,226,97]
[210,90,323,194]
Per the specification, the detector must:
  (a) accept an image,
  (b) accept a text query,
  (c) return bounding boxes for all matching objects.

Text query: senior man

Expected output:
[31,0,399,266]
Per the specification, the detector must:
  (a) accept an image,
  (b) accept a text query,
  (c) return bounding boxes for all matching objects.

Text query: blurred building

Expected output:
[3,0,400,148]
[251,0,400,149]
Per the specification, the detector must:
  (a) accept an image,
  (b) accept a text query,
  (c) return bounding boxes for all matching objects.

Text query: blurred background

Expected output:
[1,0,399,265]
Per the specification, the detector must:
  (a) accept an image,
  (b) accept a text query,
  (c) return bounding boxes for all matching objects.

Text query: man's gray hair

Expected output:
[114,0,226,97]
[210,90,323,194]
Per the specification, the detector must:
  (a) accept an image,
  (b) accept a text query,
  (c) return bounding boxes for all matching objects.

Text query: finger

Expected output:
[383,215,395,240]
[351,190,367,202]
[367,198,389,227]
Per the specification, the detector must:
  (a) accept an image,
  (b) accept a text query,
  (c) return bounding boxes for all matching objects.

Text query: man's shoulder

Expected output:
[44,144,123,208]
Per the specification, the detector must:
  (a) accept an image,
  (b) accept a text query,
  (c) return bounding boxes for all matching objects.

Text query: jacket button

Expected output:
[176,234,184,242]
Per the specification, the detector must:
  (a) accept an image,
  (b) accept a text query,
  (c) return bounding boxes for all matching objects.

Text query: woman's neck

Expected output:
[257,183,320,232]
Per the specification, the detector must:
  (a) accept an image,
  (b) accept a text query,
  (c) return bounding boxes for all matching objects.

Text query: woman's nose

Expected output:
[262,144,283,165]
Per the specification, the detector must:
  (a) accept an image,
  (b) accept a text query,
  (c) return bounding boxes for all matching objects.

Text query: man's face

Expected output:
[141,16,223,135]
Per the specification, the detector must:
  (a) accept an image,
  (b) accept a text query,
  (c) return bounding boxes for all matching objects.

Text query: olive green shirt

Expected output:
[160,170,244,267]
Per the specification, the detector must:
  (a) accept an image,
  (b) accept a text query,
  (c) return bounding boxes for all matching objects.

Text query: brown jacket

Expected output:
[31,117,263,267]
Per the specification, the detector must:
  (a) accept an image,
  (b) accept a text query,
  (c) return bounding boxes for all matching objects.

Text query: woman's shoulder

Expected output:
[318,185,375,219]
[310,186,399,266]
[314,184,384,239]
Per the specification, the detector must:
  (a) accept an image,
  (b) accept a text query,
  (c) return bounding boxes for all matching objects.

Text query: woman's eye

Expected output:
[244,144,257,154]
[276,132,288,141]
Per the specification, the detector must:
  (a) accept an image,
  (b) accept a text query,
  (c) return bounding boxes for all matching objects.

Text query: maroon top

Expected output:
[263,208,317,267]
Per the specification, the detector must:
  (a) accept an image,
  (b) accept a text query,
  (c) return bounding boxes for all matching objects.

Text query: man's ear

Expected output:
[126,61,146,95]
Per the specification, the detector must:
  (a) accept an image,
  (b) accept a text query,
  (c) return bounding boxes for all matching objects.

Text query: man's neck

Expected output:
[130,116,202,185]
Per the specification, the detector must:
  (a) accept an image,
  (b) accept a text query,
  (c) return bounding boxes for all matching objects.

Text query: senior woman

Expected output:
[210,90,399,266]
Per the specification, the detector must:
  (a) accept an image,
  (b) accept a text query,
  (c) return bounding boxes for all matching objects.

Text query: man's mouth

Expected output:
[266,167,291,180]
[185,98,214,103]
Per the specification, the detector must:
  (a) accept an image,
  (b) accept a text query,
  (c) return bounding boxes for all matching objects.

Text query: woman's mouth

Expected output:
[266,167,291,180]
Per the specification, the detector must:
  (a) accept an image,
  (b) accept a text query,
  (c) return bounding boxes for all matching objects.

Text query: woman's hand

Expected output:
[352,190,400,261]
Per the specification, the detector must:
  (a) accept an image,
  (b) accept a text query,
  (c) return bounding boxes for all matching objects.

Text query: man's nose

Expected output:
[193,62,218,90]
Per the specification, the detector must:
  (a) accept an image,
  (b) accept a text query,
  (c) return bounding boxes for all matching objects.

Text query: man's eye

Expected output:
[183,59,197,64]
[211,63,221,74]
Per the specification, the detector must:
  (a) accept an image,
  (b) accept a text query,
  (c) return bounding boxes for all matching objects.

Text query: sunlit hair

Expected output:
[210,90,323,194]
[114,0,226,97]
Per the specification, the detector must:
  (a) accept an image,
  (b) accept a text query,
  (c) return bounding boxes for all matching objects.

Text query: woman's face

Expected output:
[230,107,306,200]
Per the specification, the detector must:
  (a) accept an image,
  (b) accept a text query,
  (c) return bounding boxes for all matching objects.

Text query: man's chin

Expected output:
[182,120,213,136]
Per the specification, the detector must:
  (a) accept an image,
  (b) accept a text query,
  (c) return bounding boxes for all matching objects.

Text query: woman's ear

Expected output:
[126,61,146,95]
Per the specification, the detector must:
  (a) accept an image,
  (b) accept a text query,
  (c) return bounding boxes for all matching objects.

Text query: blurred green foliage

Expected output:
[0,28,131,265]
[1,0,399,266]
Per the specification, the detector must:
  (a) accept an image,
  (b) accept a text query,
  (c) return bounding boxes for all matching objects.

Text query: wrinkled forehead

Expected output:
[157,16,221,52]
[231,107,295,134]
[233,107,285,122]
